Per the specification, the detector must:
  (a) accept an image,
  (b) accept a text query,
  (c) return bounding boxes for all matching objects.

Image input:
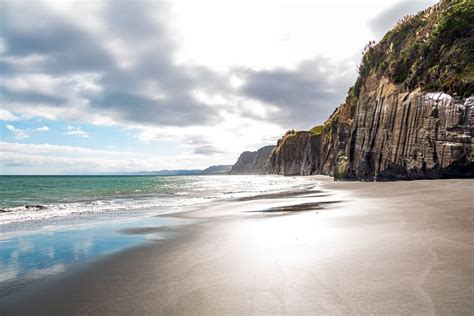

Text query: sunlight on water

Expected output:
[0,175,316,225]
[0,175,319,294]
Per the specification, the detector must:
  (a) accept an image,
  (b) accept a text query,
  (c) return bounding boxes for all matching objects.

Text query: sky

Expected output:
[0,0,437,174]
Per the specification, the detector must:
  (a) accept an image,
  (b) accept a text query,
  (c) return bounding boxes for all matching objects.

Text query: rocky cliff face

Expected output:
[318,0,473,180]
[200,165,233,175]
[247,0,474,180]
[320,75,473,180]
[235,84,473,179]
[229,145,275,174]
[267,131,321,175]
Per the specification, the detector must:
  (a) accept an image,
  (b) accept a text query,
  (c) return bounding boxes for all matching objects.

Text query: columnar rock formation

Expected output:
[267,131,321,176]
[258,81,473,180]
[231,0,473,180]
[318,76,473,180]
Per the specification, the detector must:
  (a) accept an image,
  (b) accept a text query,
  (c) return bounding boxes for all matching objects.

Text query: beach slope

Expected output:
[1,177,473,315]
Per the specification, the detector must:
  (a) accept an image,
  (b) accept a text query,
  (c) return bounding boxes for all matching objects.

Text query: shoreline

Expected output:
[1,177,473,314]
[0,174,315,228]
[0,176,323,299]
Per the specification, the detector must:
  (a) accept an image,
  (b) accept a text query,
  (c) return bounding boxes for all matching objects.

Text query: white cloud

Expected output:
[134,109,284,161]
[0,54,47,69]
[34,125,49,132]
[171,0,394,71]
[229,74,244,89]
[2,74,58,94]
[5,124,30,139]
[0,141,132,156]
[69,73,103,93]
[4,124,49,139]
[0,109,19,121]
[1,72,103,97]
[65,125,88,138]
[0,141,236,174]
[0,0,439,173]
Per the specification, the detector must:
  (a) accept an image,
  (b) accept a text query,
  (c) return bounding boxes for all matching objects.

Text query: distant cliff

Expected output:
[229,145,275,174]
[200,165,233,175]
[106,165,232,176]
[267,130,321,175]
[234,0,473,180]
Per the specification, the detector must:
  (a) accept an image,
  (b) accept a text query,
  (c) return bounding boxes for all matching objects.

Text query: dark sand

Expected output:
[1,177,473,315]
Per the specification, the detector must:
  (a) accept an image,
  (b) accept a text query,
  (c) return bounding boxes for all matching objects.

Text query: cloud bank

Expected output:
[0,0,434,173]
[1,0,356,131]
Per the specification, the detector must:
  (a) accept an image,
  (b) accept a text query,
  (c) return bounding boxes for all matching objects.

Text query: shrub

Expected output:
[310,125,324,136]
[350,0,473,97]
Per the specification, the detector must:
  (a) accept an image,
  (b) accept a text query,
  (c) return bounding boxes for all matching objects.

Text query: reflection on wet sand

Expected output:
[118,226,175,235]
[236,188,327,201]
[237,187,343,216]
[1,178,473,314]
[0,216,190,298]
[248,200,342,215]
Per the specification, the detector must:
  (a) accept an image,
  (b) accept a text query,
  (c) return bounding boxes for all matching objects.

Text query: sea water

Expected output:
[0,175,315,226]
[0,175,318,291]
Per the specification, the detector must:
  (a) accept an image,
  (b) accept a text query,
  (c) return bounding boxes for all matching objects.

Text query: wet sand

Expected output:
[1,177,473,315]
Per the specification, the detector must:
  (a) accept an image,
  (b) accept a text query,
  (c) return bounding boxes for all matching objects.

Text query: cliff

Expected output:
[244,0,474,180]
[267,130,321,175]
[321,78,473,180]
[229,145,275,174]
[200,165,233,175]
[320,0,473,180]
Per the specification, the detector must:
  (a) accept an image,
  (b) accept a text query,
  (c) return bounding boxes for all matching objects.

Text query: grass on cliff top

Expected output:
[284,129,297,137]
[353,0,473,98]
[283,129,318,139]
[310,125,323,136]
[284,129,302,137]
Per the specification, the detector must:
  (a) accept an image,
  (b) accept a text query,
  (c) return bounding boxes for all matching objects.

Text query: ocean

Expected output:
[0,175,316,227]
[0,175,318,291]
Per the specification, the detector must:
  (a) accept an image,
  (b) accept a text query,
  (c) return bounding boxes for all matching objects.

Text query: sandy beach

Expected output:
[1,176,473,315]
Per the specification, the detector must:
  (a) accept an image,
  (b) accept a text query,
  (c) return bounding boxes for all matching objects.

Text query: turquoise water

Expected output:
[0,175,317,292]
[0,175,315,226]
[0,175,192,209]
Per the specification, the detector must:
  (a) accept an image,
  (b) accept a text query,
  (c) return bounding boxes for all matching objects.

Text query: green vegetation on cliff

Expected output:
[309,125,323,136]
[258,0,473,180]
[354,0,473,98]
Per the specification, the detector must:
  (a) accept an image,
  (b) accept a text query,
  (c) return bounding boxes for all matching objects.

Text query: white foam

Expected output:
[0,176,319,226]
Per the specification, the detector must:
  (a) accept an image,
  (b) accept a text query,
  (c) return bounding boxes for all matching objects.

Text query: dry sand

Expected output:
[1,176,473,315]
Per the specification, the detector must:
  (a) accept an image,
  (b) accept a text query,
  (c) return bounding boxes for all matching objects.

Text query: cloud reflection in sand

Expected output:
[0,216,189,292]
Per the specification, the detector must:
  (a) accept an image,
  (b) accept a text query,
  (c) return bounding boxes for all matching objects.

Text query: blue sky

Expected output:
[0,0,436,174]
